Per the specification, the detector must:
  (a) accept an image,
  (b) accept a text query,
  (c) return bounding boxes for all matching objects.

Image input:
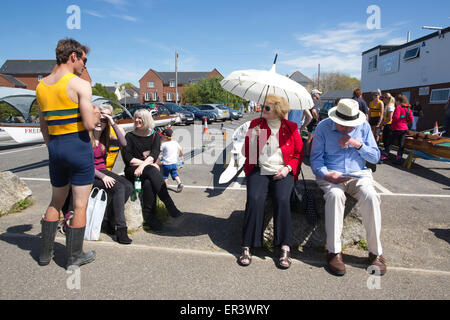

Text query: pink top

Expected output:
[93,143,107,171]
[392,104,413,131]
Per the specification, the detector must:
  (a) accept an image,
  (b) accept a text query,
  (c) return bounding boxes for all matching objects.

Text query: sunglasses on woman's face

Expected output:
[264,105,271,111]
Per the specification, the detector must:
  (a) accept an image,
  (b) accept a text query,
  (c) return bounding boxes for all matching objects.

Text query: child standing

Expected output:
[160,128,184,192]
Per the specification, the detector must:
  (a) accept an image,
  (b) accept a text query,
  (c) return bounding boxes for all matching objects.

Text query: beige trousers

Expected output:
[316,169,383,255]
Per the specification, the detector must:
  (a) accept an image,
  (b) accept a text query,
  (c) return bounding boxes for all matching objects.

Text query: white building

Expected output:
[361,27,450,130]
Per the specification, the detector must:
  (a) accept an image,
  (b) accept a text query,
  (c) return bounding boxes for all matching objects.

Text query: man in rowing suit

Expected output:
[36,38,100,270]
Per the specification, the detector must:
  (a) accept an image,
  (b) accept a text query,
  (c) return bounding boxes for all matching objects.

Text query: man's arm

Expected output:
[38,105,50,145]
[76,79,100,131]
[309,125,329,180]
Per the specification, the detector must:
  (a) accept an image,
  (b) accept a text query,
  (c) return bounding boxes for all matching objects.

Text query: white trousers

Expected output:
[316,169,383,255]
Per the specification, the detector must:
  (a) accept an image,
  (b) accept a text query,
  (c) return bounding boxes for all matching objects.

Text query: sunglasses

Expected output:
[74,52,87,65]
[264,105,271,111]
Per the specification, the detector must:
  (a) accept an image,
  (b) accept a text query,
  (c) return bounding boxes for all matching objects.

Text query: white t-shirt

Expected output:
[161,140,181,165]
[259,118,285,175]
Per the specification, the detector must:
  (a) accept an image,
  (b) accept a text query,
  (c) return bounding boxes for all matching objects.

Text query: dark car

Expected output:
[221,105,242,120]
[319,101,334,121]
[182,105,215,124]
[156,102,194,125]
[114,104,155,120]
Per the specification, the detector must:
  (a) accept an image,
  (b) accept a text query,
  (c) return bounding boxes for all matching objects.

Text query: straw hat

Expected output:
[328,98,366,127]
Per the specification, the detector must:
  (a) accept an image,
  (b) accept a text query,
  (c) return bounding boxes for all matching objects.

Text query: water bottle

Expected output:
[178,160,184,169]
[134,177,142,193]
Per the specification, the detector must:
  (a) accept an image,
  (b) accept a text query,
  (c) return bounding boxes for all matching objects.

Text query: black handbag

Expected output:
[292,169,319,226]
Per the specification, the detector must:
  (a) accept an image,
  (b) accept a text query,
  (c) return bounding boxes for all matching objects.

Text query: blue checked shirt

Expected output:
[310,118,380,180]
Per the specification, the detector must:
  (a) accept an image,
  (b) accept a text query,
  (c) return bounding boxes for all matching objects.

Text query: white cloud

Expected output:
[281,22,400,78]
[112,14,139,22]
[85,10,105,18]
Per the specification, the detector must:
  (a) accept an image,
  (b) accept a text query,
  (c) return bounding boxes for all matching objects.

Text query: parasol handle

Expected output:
[273,54,278,65]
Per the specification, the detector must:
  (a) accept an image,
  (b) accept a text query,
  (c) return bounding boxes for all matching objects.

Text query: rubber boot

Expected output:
[66,226,96,270]
[116,227,132,245]
[38,219,59,266]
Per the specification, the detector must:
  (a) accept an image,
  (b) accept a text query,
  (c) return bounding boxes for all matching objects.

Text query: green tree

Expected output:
[92,83,118,101]
[182,76,244,106]
[311,72,361,93]
[120,82,137,90]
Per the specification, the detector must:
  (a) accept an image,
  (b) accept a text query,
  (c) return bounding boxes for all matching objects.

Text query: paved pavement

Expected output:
[0,112,449,301]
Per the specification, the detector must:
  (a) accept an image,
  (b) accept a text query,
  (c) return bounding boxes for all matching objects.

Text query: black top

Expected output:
[122,131,161,167]
[353,96,369,115]
[411,103,422,117]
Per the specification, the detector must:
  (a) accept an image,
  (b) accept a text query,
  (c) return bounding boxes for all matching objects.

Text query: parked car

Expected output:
[156,102,194,125]
[221,105,242,120]
[319,101,334,121]
[197,104,229,121]
[182,105,215,124]
[114,104,156,120]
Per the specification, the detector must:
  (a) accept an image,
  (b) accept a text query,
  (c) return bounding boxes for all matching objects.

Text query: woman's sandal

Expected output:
[278,249,292,270]
[238,247,252,267]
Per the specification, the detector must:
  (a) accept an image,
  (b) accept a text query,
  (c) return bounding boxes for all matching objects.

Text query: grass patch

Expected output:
[357,239,369,251]
[0,197,34,217]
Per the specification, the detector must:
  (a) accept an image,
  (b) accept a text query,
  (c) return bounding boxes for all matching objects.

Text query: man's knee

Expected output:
[324,188,346,202]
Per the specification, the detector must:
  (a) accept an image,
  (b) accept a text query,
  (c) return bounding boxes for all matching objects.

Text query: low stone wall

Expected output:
[263,180,365,249]
[0,171,33,217]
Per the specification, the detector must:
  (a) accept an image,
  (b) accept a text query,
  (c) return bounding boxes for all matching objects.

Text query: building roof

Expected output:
[153,71,217,85]
[0,74,27,87]
[289,71,313,85]
[362,26,450,56]
[119,96,140,105]
[0,60,58,75]
[320,90,353,100]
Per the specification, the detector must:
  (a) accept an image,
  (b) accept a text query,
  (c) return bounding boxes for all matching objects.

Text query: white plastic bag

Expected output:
[84,187,108,241]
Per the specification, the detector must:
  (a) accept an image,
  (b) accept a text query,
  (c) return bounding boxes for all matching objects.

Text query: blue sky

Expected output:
[1,0,449,86]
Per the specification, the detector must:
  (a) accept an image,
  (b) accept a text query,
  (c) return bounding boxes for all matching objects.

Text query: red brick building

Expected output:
[0,60,92,90]
[139,68,222,104]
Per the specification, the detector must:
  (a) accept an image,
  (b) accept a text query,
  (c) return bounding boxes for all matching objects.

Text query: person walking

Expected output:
[160,128,184,192]
[91,104,133,244]
[36,38,100,269]
[411,100,423,131]
[239,94,304,269]
[310,99,386,277]
[386,94,413,165]
[380,93,395,161]
[368,89,384,143]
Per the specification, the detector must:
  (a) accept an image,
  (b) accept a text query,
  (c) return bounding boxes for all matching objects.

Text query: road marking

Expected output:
[0,145,45,156]
[373,180,393,194]
[17,178,450,198]
[1,231,450,276]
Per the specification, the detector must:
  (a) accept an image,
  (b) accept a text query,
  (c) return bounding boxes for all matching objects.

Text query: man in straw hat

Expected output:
[310,99,386,277]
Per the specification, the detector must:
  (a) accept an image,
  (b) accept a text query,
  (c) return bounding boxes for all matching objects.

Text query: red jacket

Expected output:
[392,104,413,131]
[243,117,304,180]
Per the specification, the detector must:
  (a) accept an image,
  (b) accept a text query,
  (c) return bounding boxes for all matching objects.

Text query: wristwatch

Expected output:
[357,143,363,150]
[286,165,293,173]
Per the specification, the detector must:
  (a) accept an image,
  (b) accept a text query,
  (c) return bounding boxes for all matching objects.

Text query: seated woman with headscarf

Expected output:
[239,94,304,269]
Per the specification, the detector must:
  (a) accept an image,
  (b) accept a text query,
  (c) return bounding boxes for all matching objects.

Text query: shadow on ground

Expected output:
[0,224,66,268]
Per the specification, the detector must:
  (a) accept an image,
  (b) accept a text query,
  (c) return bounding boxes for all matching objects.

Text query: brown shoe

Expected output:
[326,252,346,276]
[368,253,387,276]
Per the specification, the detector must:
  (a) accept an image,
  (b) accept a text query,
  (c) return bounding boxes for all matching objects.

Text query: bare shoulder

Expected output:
[68,76,91,92]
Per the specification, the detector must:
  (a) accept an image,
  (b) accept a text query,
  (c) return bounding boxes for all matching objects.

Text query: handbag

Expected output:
[84,187,108,241]
[292,169,319,226]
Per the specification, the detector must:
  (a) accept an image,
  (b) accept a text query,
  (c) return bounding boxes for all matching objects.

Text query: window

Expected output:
[153,92,158,101]
[429,88,450,104]
[166,92,172,101]
[147,82,154,88]
[368,55,377,71]
[144,92,150,101]
[37,75,43,81]
[169,80,175,88]
[403,47,420,61]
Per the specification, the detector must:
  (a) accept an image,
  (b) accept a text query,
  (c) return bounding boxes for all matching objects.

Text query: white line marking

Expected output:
[2,232,450,276]
[0,145,45,156]
[18,178,450,197]
[373,180,393,194]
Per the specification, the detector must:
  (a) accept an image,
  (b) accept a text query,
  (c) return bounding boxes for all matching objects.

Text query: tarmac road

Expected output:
[0,112,449,300]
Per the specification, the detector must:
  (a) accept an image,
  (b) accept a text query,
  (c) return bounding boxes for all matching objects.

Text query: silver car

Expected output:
[197,104,229,121]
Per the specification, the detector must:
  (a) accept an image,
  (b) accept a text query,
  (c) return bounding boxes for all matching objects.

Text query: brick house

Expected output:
[0,59,92,90]
[139,68,222,104]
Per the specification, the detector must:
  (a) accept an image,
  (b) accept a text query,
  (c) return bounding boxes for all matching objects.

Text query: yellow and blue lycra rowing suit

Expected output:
[36,73,94,187]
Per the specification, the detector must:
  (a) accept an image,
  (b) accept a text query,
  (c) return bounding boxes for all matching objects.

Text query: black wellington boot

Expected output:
[116,227,132,245]
[38,219,59,266]
[66,226,96,270]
